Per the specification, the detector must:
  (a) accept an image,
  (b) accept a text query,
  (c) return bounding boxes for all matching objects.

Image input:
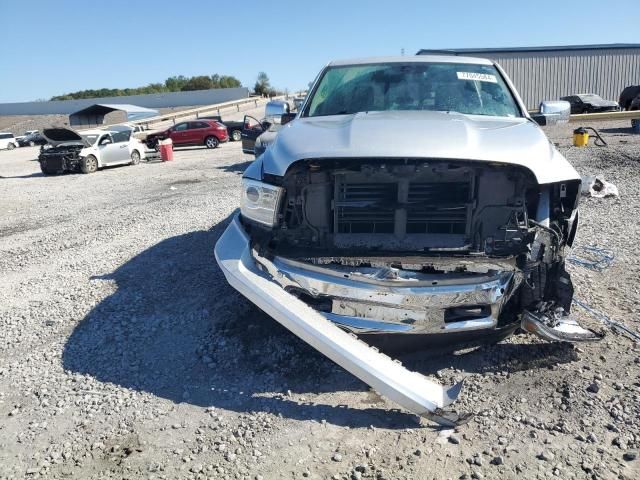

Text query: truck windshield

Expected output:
[81,134,99,145]
[305,62,521,118]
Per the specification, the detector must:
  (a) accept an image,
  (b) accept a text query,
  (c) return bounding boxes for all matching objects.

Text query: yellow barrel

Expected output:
[573,127,589,147]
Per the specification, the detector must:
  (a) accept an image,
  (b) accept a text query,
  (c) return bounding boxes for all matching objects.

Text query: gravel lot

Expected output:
[1,120,639,480]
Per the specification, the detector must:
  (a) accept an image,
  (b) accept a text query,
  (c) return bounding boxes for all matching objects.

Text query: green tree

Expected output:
[50,73,243,100]
[165,75,188,91]
[254,72,271,96]
[180,76,214,91]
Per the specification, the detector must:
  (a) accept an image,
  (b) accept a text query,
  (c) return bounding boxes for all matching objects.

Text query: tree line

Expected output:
[50,74,242,101]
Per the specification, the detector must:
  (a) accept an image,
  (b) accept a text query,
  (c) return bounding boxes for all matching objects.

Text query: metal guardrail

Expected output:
[568,110,640,123]
[527,109,640,122]
[130,96,286,128]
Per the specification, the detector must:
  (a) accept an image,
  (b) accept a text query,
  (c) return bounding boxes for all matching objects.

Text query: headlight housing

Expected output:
[240,178,283,227]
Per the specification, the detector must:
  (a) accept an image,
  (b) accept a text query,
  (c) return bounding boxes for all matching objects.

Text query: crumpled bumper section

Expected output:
[214,214,466,425]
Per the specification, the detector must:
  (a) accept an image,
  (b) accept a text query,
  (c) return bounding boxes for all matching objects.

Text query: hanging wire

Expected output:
[572,298,640,342]
[567,245,615,272]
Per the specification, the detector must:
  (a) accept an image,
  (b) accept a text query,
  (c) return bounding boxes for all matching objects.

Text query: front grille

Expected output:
[334,180,471,236]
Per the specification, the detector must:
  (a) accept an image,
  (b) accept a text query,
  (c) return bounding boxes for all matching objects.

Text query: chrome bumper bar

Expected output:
[254,249,520,336]
[215,214,465,424]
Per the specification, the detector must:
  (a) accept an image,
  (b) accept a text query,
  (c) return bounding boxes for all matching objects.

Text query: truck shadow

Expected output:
[62,217,576,429]
[214,160,252,174]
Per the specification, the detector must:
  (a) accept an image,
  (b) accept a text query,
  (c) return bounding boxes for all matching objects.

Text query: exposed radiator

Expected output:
[335,183,397,234]
[334,180,471,236]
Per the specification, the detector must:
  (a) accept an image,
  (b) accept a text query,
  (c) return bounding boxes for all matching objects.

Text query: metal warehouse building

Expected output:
[417,44,640,110]
[69,104,159,127]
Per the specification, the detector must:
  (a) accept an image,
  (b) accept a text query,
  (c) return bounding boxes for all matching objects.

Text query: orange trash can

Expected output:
[159,138,174,161]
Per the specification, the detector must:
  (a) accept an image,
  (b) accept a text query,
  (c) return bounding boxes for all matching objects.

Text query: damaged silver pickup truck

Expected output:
[215,56,600,424]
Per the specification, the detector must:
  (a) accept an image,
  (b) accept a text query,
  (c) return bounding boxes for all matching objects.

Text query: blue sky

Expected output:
[0,0,638,103]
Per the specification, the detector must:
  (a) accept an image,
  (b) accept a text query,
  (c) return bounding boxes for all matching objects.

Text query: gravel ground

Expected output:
[0,120,639,480]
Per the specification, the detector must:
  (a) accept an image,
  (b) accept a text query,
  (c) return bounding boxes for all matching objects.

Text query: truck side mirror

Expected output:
[281,113,296,125]
[532,100,571,126]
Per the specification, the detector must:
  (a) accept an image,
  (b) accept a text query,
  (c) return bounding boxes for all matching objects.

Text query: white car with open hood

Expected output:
[215,56,598,425]
[39,126,146,175]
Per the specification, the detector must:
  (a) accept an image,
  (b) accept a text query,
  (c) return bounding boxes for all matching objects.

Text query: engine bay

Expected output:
[251,159,580,260]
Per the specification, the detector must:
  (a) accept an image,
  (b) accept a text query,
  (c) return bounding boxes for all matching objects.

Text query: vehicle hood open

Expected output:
[260,111,580,185]
[42,127,91,147]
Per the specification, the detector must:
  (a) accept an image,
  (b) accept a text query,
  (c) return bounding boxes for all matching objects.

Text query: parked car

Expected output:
[145,120,228,150]
[0,132,19,150]
[112,123,149,142]
[241,116,278,157]
[292,96,306,111]
[619,85,640,110]
[241,101,292,156]
[15,130,38,143]
[215,56,598,422]
[17,131,47,147]
[199,116,244,142]
[39,127,146,175]
[560,94,619,114]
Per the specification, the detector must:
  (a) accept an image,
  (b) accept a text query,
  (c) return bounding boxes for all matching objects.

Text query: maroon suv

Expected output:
[145,120,228,150]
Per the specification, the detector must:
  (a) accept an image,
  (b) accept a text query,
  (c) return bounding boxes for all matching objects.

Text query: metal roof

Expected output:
[71,103,158,115]
[69,103,158,121]
[417,44,640,55]
[328,55,492,66]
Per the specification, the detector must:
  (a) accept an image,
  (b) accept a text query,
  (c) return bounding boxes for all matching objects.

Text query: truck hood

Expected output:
[260,111,580,184]
[42,127,91,147]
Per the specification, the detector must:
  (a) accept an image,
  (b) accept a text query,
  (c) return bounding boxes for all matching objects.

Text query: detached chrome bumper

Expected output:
[254,254,519,336]
[215,214,465,424]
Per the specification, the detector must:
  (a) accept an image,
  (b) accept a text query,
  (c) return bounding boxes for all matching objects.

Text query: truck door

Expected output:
[241,115,264,155]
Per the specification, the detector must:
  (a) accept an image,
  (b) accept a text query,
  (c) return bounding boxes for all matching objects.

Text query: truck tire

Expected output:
[205,136,219,149]
[80,155,98,174]
[7,142,15,150]
[232,130,242,141]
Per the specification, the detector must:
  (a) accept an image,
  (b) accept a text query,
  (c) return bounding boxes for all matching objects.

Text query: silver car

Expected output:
[215,56,597,423]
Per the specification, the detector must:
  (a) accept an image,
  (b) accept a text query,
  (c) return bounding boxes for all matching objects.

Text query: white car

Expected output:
[0,132,19,150]
[39,127,147,175]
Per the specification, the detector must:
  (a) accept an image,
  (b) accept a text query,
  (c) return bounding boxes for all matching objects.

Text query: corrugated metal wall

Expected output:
[482,48,640,109]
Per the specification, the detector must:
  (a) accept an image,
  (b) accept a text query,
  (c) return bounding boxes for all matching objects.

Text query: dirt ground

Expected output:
[0,120,639,480]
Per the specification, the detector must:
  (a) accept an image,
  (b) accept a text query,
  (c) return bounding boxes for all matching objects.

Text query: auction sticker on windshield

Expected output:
[456,72,497,83]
